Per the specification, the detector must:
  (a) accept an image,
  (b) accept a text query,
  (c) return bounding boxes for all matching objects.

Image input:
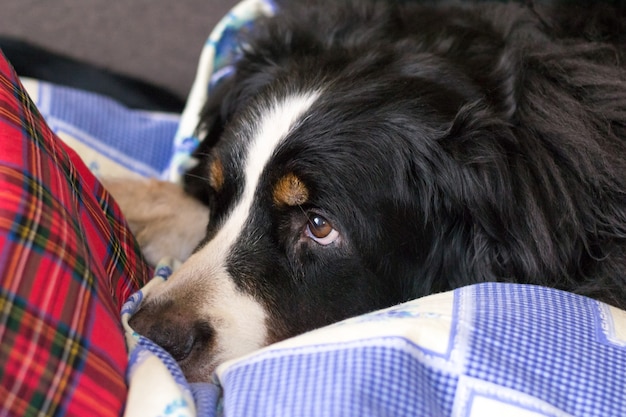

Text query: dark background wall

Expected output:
[0,0,238,98]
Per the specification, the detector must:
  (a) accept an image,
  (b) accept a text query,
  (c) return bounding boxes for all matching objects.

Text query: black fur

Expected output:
[185,0,626,342]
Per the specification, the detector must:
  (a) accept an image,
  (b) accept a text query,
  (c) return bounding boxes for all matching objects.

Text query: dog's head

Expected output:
[129,1,521,382]
[129,1,618,382]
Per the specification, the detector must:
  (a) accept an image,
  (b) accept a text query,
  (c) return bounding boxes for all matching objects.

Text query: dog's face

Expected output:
[129,52,493,380]
[130,0,609,382]
[128,0,517,381]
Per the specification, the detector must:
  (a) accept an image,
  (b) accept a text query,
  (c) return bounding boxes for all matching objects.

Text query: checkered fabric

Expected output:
[22,77,180,179]
[215,283,626,417]
[0,52,151,417]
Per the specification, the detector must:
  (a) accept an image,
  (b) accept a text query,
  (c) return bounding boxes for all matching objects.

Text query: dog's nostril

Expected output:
[154,322,214,362]
[192,321,214,345]
[152,326,196,362]
[129,304,214,362]
[142,320,214,362]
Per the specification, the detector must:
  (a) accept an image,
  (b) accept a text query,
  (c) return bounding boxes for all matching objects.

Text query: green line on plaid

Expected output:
[0,290,21,333]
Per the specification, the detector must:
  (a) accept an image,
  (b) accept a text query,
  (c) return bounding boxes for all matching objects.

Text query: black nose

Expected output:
[129,300,213,362]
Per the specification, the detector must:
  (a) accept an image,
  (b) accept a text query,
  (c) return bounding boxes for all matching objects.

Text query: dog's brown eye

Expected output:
[306,214,339,245]
[309,215,331,238]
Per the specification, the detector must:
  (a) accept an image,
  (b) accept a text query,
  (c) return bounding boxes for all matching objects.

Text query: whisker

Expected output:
[183,172,212,183]
[296,204,314,227]
[191,151,213,158]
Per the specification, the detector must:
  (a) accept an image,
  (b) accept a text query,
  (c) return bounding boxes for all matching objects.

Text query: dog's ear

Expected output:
[436,100,546,281]
[439,101,519,204]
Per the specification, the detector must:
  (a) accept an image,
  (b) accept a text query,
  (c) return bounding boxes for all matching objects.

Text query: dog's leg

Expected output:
[101,178,210,265]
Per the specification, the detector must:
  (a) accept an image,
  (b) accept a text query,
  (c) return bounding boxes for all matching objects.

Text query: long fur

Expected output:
[126,0,626,381]
[186,0,626,306]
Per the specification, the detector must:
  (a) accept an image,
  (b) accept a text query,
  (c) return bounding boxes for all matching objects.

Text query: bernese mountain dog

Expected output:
[109,0,626,382]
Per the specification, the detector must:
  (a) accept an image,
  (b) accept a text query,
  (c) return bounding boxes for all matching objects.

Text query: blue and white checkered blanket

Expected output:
[22,0,626,415]
[121,266,626,417]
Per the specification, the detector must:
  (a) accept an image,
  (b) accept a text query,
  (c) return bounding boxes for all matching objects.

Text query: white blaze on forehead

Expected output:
[152,91,321,364]
[217,91,321,251]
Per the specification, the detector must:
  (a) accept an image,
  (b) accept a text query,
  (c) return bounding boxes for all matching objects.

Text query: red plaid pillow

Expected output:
[0,53,151,417]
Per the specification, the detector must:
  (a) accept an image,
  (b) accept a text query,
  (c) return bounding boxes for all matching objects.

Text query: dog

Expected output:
[105,0,626,382]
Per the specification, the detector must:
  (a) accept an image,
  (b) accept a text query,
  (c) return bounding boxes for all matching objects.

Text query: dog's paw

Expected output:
[102,177,210,266]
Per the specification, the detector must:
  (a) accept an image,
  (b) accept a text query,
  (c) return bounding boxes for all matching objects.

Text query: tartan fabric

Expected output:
[0,52,151,417]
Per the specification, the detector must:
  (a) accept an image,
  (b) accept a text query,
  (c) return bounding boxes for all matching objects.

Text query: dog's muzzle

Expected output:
[129,299,214,362]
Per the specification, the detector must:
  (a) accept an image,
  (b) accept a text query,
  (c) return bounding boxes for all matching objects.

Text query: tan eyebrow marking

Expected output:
[209,158,224,191]
[273,173,309,207]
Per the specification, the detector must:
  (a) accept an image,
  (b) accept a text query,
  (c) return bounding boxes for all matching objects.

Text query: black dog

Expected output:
[123,0,626,382]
